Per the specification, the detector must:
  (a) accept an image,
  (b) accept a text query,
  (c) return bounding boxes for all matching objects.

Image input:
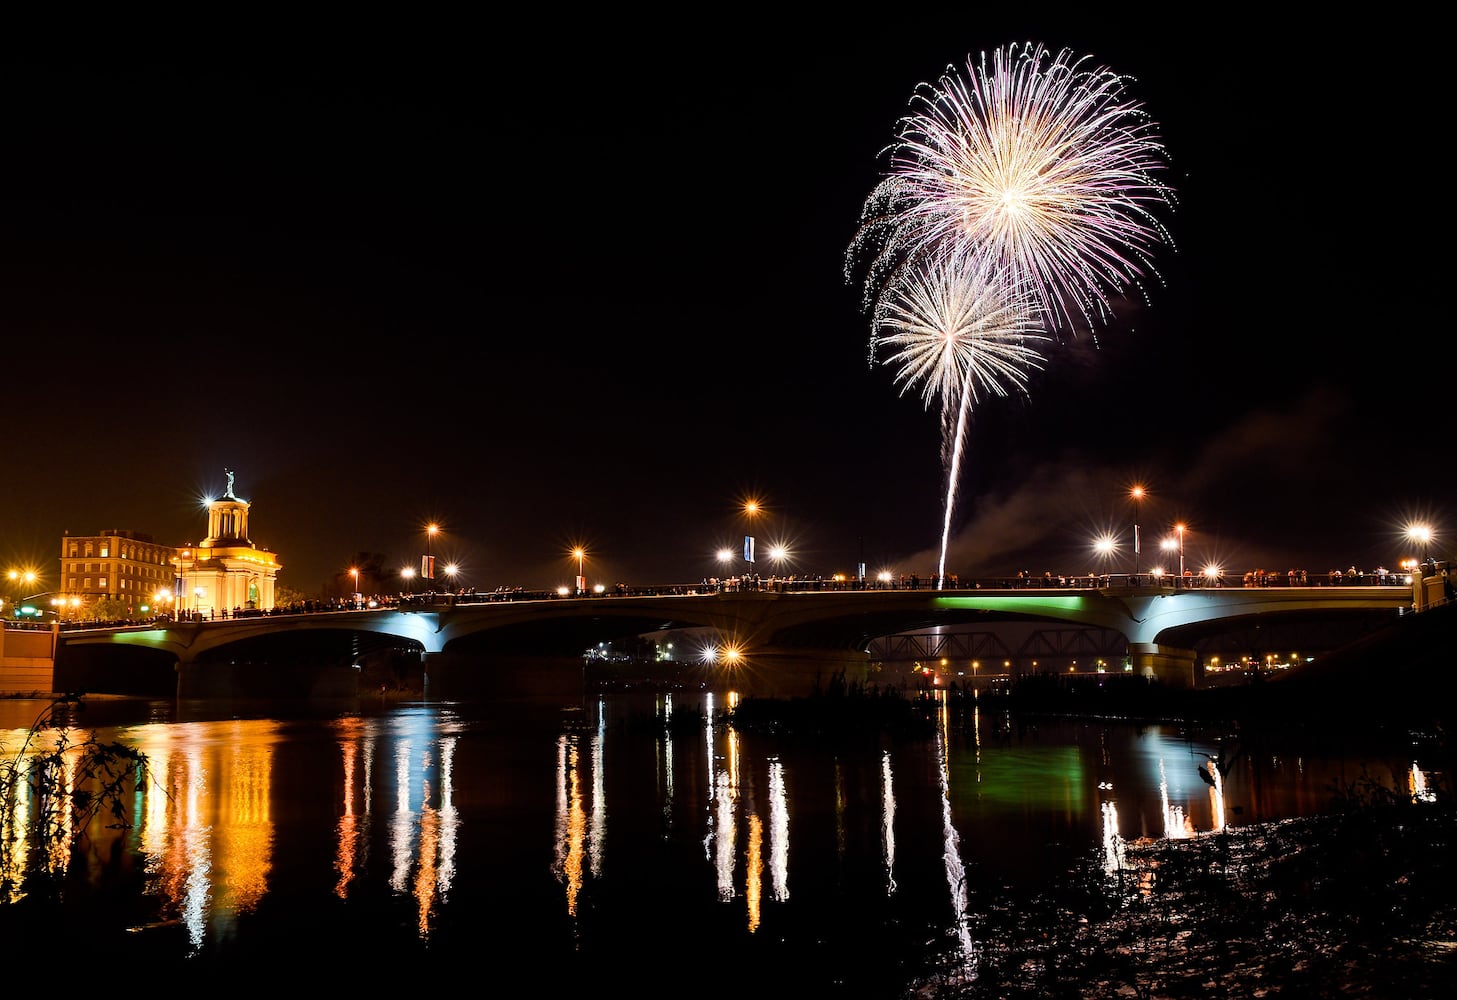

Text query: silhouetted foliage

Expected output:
[1,695,150,903]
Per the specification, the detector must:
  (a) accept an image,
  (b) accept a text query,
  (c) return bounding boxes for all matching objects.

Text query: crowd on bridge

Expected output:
[15,559,1440,634]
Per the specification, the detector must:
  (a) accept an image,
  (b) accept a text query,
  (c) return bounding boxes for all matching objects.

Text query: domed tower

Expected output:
[176,470,282,618]
[203,470,254,548]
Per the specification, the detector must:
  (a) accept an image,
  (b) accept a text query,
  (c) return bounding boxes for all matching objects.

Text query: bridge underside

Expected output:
[33,591,1412,700]
[863,608,1402,689]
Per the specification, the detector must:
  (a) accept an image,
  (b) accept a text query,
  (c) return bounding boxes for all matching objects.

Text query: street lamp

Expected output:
[1407,524,1433,570]
[741,499,762,579]
[1128,485,1146,576]
[572,546,586,595]
[1094,535,1116,582]
[1174,523,1186,582]
[173,550,193,618]
[425,523,440,586]
[349,568,360,607]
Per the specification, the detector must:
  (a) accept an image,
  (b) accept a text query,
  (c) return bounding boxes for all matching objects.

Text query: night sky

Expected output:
[1,18,1445,597]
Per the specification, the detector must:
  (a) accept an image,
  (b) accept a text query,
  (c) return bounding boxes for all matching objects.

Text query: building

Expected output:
[53,471,282,622]
[174,473,281,618]
[60,529,176,620]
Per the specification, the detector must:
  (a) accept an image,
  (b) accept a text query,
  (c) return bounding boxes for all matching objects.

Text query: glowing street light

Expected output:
[1407,524,1433,568]
[1173,523,1186,582]
[424,523,440,584]
[572,546,586,595]
[349,568,360,606]
[1128,485,1146,575]
[402,566,416,594]
[767,545,790,574]
[741,498,762,577]
[716,548,734,584]
[6,569,38,604]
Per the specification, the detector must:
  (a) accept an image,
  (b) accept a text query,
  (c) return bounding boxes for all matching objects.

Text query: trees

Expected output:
[1,696,149,903]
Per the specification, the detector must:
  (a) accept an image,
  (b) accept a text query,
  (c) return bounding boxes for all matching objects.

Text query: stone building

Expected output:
[53,471,282,621]
[175,472,281,618]
[59,529,176,619]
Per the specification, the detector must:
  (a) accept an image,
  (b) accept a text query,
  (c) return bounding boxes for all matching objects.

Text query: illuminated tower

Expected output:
[179,470,282,616]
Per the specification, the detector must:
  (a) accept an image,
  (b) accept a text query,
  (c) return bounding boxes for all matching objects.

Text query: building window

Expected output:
[101,545,110,557]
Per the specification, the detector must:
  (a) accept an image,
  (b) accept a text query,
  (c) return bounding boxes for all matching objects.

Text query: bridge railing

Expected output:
[36,569,1422,632]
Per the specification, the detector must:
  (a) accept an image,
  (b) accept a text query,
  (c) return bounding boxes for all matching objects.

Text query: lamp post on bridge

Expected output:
[1093,535,1116,584]
[1128,485,1146,577]
[1160,526,1185,586]
[742,499,761,582]
[1407,524,1433,572]
[424,523,439,590]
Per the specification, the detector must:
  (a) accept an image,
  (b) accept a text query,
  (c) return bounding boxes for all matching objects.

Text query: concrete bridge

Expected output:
[11,579,1420,698]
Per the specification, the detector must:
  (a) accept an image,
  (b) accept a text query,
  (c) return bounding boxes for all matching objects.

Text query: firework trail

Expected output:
[848,42,1174,581]
[874,256,1047,583]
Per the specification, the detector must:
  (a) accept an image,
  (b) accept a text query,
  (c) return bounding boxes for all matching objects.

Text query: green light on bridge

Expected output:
[934,595,1092,615]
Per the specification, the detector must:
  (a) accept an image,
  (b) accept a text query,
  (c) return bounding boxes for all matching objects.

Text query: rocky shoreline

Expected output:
[910,791,1457,998]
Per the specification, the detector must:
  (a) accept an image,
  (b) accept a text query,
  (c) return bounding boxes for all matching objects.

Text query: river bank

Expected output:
[911,789,1457,998]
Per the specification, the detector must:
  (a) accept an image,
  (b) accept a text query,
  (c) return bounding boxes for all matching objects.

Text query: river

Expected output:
[0,680,1448,993]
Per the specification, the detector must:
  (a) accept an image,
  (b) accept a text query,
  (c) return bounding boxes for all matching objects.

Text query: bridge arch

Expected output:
[45,584,1414,697]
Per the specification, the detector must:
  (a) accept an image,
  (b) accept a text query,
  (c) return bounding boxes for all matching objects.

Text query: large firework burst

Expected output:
[849,41,1176,338]
[874,255,1048,583]
[849,42,1174,584]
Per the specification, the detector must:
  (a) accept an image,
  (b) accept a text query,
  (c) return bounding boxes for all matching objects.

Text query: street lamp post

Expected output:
[1175,523,1186,583]
[1407,524,1433,571]
[1094,536,1115,583]
[573,547,586,595]
[716,548,733,589]
[425,523,439,588]
[1129,485,1145,576]
[173,551,192,619]
[349,568,360,608]
[742,499,760,581]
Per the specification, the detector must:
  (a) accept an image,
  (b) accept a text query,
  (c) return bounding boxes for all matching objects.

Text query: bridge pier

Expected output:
[1128,643,1198,687]
[0,622,58,694]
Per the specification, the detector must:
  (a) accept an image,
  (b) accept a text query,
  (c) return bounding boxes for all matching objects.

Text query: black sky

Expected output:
[1,18,1446,596]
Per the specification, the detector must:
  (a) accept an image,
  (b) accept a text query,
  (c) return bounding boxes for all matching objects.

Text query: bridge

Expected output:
[9,577,1423,699]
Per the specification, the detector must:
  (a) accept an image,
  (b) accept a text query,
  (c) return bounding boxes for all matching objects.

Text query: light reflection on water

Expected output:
[0,690,1442,986]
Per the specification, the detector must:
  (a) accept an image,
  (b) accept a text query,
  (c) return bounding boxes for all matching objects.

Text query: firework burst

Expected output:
[849,41,1175,584]
[849,41,1176,338]
[874,255,1048,582]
